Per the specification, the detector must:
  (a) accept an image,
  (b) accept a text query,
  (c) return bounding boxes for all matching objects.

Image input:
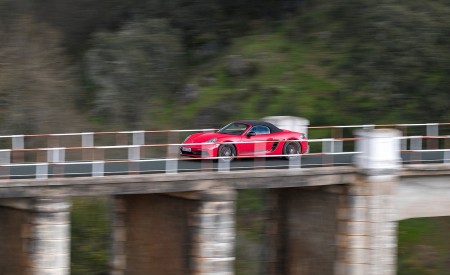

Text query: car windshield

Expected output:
[218,122,249,135]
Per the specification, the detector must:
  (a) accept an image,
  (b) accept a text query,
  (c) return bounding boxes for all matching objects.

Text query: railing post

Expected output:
[92,161,105,177]
[322,139,333,166]
[12,135,24,163]
[218,158,230,172]
[130,131,145,173]
[426,123,439,149]
[0,149,11,178]
[410,137,422,163]
[201,142,213,171]
[166,132,179,174]
[288,154,301,169]
[47,148,65,177]
[36,164,49,180]
[132,131,145,146]
[81,132,94,161]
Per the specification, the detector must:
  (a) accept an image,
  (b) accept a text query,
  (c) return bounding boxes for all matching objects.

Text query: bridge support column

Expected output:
[29,197,71,275]
[336,129,400,275]
[0,197,71,275]
[190,188,236,274]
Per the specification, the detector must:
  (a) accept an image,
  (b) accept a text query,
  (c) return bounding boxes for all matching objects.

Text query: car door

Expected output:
[240,125,273,155]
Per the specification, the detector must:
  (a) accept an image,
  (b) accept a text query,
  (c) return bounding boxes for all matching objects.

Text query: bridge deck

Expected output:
[1,164,449,198]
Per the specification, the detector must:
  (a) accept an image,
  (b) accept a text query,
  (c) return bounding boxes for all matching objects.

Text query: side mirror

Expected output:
[247,131,256,137]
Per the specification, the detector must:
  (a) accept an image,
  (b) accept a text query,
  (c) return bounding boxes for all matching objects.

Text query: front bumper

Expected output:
[179,144,218,158]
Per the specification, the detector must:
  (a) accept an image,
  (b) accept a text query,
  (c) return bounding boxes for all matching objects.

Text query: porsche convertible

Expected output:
[180,120,308,160]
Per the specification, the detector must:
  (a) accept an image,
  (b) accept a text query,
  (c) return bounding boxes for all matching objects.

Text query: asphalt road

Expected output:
[3,151,446,179]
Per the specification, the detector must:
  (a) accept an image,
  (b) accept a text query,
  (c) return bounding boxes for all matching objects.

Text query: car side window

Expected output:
[250,125,270,135]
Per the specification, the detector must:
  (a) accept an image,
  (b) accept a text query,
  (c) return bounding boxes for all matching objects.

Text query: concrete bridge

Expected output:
[0,127,449,274]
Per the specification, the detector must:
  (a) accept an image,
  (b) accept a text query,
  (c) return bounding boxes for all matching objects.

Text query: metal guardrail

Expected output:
[0,122,449,149]
[0,123,448,179]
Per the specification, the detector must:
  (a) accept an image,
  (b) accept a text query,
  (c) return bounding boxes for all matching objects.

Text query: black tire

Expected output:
[283,141,301,159]
[218,144,236,162]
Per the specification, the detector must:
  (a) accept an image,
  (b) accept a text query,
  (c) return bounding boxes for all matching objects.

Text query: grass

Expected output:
[398,217,450,275]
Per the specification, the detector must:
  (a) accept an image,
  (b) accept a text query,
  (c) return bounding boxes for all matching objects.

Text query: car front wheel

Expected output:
[218,144,236,162]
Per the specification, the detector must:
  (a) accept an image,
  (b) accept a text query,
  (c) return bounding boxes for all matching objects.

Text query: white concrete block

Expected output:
[354,129,401,171]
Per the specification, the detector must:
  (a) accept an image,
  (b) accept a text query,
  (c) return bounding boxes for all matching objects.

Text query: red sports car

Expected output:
[180,120,308,160]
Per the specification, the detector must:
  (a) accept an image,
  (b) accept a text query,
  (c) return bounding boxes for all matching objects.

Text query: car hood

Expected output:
[184,132,235,143]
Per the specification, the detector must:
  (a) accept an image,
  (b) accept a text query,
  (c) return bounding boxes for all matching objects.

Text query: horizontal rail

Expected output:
[3,148,449,168]
[0,122,448,140]
[0,134,447,154]
[0,135,448,159]
[309,122,450,129]
[0,129,218,139]
[0,148,449,179]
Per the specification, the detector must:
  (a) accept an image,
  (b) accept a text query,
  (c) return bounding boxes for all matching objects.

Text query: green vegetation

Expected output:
[175,31,343,128]
[71,197,111,275]
[398,217,450,275]
[2,0,449,133]
[236,189,266,275]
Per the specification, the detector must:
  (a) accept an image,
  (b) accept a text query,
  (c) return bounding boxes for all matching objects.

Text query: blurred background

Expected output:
[1,0,449,274]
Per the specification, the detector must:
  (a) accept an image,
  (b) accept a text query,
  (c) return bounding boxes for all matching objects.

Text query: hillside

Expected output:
[175,31,343,129]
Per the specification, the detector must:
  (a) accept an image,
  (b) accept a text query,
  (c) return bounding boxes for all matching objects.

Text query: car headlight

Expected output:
[299,133,306,139]
[205,138,217,143]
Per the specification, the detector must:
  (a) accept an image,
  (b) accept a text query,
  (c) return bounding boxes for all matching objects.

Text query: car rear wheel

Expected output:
[218,144,236,162]
[283,141,301,159]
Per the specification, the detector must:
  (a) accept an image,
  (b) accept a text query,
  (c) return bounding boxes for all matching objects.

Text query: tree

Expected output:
[0,16,85,134]
[16,0,128,55]
[85,19,184,129]
[302,0,450,123]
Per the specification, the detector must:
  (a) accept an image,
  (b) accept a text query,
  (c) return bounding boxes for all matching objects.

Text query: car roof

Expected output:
[234,120,283,133]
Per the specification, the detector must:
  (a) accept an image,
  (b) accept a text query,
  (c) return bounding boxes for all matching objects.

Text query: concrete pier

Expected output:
[29,198,71,275]
[336,129,400,275]
[190,188,236,275]
[0,197,71,275]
